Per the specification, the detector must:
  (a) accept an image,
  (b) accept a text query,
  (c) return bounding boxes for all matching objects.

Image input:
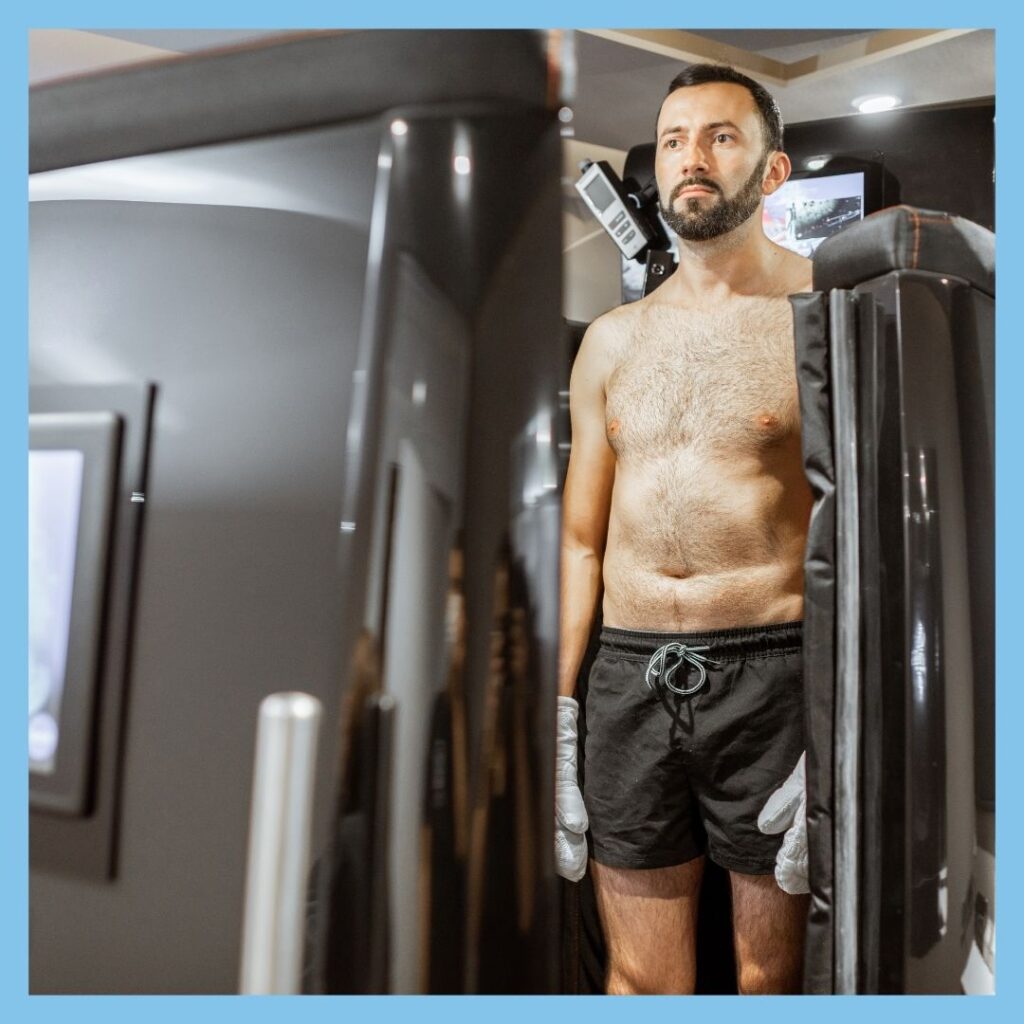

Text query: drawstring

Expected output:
[644,643,719,697]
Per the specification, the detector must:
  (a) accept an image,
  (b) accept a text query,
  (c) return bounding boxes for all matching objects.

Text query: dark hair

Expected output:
[664,64,783,153]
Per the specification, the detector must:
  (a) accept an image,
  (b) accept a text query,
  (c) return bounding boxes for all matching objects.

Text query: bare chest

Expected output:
[605,303,800,458]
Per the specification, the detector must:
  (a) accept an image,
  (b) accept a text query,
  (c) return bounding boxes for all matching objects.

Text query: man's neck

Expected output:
[662,219,782,309]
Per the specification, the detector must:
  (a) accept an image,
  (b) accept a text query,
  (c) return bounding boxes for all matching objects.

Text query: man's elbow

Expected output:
[562,532,605,567]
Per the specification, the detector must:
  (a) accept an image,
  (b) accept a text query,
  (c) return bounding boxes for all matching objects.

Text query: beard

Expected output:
[660,152,768,242]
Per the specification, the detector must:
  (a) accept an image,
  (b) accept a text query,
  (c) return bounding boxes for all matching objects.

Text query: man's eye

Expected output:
[665,139,678,149]
[714,133,733,144]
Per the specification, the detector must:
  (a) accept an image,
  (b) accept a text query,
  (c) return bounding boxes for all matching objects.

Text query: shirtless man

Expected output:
[554,65,813,995]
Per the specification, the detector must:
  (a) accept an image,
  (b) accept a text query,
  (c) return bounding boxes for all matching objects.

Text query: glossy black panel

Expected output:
[313,104,563,994]
[796,262,992,994]
[853,273,987,993]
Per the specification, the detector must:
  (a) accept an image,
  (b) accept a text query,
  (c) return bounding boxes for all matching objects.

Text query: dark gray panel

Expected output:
[30,31,551,173]
[29,177,371,992]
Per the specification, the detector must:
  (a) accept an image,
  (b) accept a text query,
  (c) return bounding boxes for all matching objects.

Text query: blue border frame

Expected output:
[5,3,1017,1021]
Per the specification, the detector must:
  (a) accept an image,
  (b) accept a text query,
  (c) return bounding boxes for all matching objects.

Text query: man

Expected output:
[554,65,813,995]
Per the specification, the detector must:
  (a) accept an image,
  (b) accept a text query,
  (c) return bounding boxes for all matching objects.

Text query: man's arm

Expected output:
[559,321,616,697]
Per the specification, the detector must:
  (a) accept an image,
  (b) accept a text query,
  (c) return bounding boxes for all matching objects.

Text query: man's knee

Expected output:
[606,962,695,996]
[736,960,802,995]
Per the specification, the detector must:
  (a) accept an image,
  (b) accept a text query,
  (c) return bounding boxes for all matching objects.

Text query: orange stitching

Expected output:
[869,206,962,273]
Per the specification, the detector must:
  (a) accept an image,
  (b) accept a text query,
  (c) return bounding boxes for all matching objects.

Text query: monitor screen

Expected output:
[29,449,85,775]
[763,170,866,257]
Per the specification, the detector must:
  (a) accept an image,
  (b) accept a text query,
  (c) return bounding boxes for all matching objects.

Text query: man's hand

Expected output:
[555,696,589,882]
[757,751,809,895]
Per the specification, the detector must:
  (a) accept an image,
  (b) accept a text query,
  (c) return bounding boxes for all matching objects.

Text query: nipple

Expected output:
[607,418,621,437]
[758,413,779,430]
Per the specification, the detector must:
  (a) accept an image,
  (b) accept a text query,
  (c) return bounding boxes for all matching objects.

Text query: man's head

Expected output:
[655,64,790,242]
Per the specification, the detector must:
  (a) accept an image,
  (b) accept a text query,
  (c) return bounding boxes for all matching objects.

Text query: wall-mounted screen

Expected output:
[763,170,866,258]
[29,410,121,816]
[29,449,85,774]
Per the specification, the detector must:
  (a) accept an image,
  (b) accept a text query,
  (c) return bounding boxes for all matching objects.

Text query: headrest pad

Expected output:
[812,205,994,297]
[624,143,656,190]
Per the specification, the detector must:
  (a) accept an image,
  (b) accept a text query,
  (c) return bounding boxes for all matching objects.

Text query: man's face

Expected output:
[655,82,772,242]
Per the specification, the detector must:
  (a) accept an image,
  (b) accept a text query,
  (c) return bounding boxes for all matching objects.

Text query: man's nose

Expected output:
[679,140,710,176]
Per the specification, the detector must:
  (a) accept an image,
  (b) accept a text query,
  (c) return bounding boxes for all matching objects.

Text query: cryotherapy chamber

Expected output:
[29,30,566,993]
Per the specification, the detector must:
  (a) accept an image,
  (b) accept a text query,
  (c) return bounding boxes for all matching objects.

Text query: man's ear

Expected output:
[762,151,792,197]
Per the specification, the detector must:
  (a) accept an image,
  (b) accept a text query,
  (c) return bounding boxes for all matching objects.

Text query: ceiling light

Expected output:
[805,155,829,171]
[453,155,471,176]
[853,94,900,114]
[390,118,409,136]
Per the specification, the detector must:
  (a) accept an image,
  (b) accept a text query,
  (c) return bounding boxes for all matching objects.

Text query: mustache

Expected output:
[669,178,722,202]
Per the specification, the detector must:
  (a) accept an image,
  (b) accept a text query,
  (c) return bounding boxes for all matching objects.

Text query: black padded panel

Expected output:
[812,205,994,297]
[788,291,838,994]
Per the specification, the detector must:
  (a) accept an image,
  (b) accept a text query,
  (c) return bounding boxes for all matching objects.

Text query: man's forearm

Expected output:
[558,543,603,697]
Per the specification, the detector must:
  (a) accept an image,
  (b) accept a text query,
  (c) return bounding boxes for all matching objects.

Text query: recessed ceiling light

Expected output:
[805,155,829,171]
[390,118,409,136]
[853,94,900,114]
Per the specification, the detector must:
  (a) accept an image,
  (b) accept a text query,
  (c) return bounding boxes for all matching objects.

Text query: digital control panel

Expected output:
[574,160,654,260]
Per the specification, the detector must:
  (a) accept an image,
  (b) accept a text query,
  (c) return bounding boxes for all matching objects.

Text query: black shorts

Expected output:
[584,621,804,874]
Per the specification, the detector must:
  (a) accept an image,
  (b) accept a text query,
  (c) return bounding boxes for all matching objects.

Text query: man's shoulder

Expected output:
[774,246,814,294]
[580,302,641,359]
[588,301,642,336]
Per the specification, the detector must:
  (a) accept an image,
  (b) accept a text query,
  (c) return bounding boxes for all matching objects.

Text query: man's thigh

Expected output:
[591,857,705,995]
[729,870,809,994]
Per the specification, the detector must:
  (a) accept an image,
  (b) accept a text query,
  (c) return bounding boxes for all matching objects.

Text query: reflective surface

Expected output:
[854,274,989,992]
[313,105,564,994]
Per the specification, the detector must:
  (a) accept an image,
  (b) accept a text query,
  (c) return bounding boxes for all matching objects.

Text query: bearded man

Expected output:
[555,64,813,995]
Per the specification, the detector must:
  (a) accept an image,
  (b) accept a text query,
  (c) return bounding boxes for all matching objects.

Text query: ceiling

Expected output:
[570,29,994,150]
[30,28,995,153]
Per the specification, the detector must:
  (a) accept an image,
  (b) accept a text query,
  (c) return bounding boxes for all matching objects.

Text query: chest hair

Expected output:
[605,301,800,460]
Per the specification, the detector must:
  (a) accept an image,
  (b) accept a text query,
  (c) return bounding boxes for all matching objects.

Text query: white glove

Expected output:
[554,695,589,882]
[757,751,809,895]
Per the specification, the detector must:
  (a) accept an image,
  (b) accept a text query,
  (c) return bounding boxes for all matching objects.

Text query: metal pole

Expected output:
[239,691,322,994]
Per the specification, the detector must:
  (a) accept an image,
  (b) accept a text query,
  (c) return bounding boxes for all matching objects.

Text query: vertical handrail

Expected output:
[239,692,323,994]
[831,290,861,993]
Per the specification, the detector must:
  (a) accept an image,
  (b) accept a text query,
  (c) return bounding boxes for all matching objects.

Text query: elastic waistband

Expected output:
[599,621,803,660]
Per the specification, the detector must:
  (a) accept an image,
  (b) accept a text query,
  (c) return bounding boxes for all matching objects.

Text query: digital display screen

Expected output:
[29,449,84,775]
[763,171,865,257]
[584,174,617,214]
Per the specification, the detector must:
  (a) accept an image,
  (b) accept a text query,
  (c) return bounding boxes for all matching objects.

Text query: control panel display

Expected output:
[582,175,616,214]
